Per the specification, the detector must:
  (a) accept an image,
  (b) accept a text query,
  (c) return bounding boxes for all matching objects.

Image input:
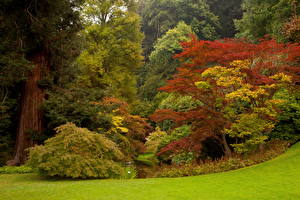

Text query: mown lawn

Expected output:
[1,143,300,200]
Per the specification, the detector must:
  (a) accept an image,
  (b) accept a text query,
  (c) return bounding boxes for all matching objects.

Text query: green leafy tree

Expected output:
[141,0,220,56]
[139,22,193,100]
[78,0,144,103]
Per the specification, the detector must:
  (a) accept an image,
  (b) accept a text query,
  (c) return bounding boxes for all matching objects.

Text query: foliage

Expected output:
[157,140,289,178]
[145,128,167,153]
[283,15,300,42]
[201,60,288,153]
[159,125,192,150]
[140,0,220,56]
[207,0,243,38]
[151,37,300,156]
[158,93,202,112]
[271,90,300,142]
[42,87,107,138]
[0,166,33,174]
[139,22,193,100]
[78,0,143,103]
[135,153,158,166]
[98,97,152,158]
[235,0,300,41]
[123,166,137,179]
[27,123,125,179]
[171,152,195,165]
[0,98,17,165]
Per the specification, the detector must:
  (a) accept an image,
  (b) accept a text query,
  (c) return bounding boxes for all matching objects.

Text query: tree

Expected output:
[282,1,300,42]
[2,0,83,166]
[97,97,153,158]
[139,22,193,100]
[235,0,300,41]
[207,0,243,38]
[151,36,300,157]
[140,0,220,56]
[78,0,144,103]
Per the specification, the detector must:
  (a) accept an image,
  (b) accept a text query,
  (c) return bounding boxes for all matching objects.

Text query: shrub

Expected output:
[159,125,191,149]
[171,152,195,165]
[157,140,289,178]
[122,166,137,179]
[270,90,300,142]
[0,166,33,174]
[27,123,125,179]
[145,128,167,153]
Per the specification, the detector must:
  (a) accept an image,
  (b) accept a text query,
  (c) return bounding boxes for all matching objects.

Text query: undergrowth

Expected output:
[156,140,290,178]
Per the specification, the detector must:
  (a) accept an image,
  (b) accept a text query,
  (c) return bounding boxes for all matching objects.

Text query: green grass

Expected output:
[1,143,300,200]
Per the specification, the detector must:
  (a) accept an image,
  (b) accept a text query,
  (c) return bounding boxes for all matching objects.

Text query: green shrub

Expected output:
[27,123,125,179]
[0,166,33,174]
[145,128,167,153]
[159,125,191,149]
[171,152,195,165]
[122,166,137,179]
[270,90,300,142]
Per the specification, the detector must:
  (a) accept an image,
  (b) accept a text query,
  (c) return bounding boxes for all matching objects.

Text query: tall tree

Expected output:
[78,0,144,103]
[207,0,243,38]
[140,0,220,56]
[139,22,193,100]
[1,0,83,165]
[235,0,300,41]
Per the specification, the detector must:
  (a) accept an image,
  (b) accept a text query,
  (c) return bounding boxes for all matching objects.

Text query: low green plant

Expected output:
[0,166,33,174]
[122,166,137,179]
[171,152,195,165]
[27,123,125,179]
[135,153,158,166]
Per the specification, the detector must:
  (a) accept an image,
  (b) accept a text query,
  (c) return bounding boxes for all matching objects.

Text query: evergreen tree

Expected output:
[0,0,83,165]
[235,0,300,41]
[207,0,243,38]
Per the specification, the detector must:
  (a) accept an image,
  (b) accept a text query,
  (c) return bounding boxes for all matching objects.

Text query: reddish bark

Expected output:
[7,52,48,165]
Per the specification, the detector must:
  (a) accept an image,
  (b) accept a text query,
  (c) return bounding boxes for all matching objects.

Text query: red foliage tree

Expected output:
[150,36,300,157]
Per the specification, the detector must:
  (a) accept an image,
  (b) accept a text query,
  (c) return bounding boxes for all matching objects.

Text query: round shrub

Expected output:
[27,123,125,179]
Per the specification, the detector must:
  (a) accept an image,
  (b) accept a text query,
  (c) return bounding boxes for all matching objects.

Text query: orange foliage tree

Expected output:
[98,97,153,156]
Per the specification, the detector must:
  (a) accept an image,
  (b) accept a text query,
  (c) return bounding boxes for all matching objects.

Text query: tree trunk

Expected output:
[7,52,48,166]
[221,134,232,157]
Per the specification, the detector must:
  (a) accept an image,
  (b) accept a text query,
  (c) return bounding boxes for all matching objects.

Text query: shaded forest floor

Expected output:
[1,143,300,200]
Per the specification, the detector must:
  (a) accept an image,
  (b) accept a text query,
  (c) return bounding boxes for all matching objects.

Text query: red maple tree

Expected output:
[151,36,300,157]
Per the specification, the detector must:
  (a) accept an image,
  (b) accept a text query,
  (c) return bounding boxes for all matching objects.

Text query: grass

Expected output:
[1,143,300,200]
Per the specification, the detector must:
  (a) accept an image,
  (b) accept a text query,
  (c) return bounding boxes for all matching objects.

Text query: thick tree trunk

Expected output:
[7,52,48,166]
[221,134,232,157]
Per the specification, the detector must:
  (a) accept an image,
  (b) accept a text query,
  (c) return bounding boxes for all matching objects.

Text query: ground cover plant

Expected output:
[1,142,300,200]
